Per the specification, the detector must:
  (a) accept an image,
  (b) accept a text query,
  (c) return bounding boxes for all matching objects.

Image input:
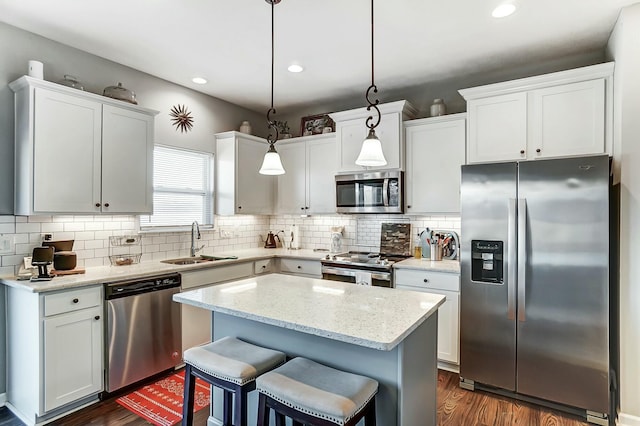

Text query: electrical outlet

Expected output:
[0,235,15,254]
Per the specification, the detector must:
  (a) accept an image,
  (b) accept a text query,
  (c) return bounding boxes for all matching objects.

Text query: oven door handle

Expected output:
[322,267,391,281]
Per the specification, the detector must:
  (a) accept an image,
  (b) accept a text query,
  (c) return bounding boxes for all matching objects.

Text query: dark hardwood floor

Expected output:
[2,370,590,425]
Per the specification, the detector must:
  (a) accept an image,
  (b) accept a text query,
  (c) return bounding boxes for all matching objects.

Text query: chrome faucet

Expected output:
[190,221,205,257]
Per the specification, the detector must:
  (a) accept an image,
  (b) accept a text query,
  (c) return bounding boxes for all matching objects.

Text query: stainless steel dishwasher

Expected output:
[104,273,182,393]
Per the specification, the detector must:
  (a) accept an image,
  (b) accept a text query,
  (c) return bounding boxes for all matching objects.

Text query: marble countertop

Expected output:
[0,248,325,293]
[393,258,460,274]
[174,273,445,351]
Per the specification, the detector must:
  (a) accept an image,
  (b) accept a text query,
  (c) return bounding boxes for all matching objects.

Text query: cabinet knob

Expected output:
[104,202,110,208]
[536,148,541,153]
[95,203,101,207]
[297,265,302,269]
[520,150,525,155]
[305,207,309,210]
[94,315,100,320]
[238,206,242,210]
[301,207,305,210]
[423,279,429,283]
[262,265,266,269]
[72,298,79,303]
[407,205,411,209]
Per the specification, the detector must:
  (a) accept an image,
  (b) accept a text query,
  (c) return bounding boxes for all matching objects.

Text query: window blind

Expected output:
[140,145,213,229]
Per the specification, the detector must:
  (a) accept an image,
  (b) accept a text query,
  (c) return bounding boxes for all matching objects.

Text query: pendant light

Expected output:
[355,0,386,167]
[259,0,286,175]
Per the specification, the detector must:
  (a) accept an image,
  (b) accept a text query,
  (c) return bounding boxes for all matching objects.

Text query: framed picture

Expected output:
[300,114,335,136]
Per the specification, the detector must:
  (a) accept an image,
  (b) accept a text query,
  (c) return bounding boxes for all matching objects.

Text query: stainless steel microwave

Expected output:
[335,171,403,214]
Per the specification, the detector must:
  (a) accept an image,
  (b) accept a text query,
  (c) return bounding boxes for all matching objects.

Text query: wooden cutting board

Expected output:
[50,268,86,276]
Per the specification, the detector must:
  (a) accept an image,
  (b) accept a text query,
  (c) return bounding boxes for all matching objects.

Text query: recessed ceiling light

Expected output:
[287,64,304,73]
[492,3,516,18]
[192,77,208,84]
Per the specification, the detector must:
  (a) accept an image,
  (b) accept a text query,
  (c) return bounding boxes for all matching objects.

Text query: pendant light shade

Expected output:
[355,129,386,166]
[260,0,286,175]
[357,0,387,167]
[259,144,285,175]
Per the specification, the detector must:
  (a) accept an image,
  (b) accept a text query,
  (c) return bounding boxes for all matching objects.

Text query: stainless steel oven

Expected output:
[336,171,403,214]
[321,265,393,288]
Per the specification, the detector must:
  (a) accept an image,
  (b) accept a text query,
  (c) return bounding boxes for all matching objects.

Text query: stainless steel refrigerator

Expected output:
[459,155,615,425]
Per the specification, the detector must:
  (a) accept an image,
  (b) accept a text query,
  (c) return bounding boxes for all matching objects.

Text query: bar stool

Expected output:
[182,336,286,426]
[255,357,378,426]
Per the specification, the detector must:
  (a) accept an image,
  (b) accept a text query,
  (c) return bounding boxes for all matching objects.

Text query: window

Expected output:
[139,145,213,230]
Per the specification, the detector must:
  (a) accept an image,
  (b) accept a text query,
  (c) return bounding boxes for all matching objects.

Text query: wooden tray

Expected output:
[50,268,86,276]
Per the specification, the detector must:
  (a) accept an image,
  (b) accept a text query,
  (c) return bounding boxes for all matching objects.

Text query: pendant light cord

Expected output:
[267,0,278,143]
[365,0,381,131]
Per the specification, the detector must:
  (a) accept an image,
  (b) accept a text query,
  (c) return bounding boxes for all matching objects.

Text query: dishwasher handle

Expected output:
[105,273,181,300]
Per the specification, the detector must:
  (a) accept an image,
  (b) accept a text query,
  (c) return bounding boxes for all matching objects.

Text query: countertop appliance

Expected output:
[335,171,403,214]
[459,155,616,425]
[104,273,182,393]
[322,223,411,287]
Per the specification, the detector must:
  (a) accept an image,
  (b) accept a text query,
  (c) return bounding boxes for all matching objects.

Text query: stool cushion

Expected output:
[256,357,378,425]
[184,336,286,385]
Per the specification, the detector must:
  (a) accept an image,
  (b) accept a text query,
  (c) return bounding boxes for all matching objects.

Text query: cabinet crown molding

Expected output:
[215,130,269,144]
[329,100,417,122]
[404,112,467,128]
[9,76,159,115]
[459,62,614,101]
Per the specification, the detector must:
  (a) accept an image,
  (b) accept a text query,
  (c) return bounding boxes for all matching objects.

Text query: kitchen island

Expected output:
[174,273,445,426]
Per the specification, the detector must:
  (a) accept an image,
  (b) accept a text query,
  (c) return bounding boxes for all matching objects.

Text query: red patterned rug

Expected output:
[116,371,210,426]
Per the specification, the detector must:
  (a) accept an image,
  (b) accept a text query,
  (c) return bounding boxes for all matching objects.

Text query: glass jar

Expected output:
[239,121,252,134]
[430,98,446,117]
[58,75,84,91]
[103,82,137,104]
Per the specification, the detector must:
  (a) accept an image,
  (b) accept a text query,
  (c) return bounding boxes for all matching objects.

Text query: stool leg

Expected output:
[181,365,196,426]
[235,386,248,426]
[275,412,286,426]
[256,393,270,426]
[223,390,233,426]
[292,420,304,426]
[364,399,376,426]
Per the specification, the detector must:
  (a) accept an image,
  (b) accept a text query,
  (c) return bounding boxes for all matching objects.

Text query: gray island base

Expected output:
[174,273,445,426]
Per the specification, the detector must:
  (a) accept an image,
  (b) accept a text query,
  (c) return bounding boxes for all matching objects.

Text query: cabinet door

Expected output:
[467,93,527,164]
[33,88,102,213]
[306,137,336,214]
[529,79,605,159]
[43,306,102,411]
[336,113,401,172]
[431,289,460,364]
[237,138,274,214]
[102,105,154,214]
[405,117,465,214]
[276,142,307,214]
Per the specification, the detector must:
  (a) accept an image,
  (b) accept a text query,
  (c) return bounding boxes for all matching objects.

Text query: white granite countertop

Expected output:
[0,248,325,293]
[173,273,445,351]
[393,258,460,274]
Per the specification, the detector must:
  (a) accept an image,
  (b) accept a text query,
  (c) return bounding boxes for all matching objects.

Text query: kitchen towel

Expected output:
[355,271,372,286]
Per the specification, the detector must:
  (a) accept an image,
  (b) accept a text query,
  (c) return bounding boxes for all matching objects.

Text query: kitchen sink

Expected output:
[161,257,212,265]
[161,255,239,265]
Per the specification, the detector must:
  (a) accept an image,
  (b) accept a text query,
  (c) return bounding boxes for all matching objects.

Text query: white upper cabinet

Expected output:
[330,100,416,172]
[460,62,613,164]
[215,131,275,215]
[10,76,157,215]
[276,134,336,215]
[404,114,466,214]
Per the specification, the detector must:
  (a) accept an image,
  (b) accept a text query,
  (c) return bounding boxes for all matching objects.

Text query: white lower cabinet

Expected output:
[395,269,460,366]
[43,306,103,412]
[6,285,103,424]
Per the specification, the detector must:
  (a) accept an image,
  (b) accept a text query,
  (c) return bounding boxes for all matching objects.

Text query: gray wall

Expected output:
[0,21,267,397]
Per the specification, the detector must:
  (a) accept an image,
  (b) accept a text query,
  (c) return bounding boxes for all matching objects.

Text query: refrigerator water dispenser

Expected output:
[471,240,503,284]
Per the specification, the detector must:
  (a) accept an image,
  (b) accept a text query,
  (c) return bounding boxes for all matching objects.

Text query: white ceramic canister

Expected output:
[430,99,446,117]
[239,121,252,134]
[28,60,44,79]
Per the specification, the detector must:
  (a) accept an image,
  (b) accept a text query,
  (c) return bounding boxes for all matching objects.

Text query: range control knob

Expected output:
[325,254,331,260]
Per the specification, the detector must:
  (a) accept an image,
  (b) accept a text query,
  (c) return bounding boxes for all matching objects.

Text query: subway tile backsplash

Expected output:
[0,213,460,275]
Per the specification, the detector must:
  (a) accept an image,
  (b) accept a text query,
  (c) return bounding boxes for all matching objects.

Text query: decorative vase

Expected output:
[430,99,446,117]
[239,121,252,134]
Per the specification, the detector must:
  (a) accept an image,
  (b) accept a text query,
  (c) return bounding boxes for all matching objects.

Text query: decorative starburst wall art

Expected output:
[169,104,194,133]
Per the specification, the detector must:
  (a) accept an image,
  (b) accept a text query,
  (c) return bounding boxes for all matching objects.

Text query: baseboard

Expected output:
[438,361,459,374]
[208,415,223,426]
[619,412,640,426]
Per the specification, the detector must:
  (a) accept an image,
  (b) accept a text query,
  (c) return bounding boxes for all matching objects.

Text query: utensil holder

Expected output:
[430,244,443,261]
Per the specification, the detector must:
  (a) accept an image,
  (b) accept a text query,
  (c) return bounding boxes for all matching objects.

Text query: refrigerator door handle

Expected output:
[507,198,517,321]
[517,198,527,322]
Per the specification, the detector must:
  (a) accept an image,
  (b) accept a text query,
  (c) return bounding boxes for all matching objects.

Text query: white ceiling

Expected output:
[1,0,636,114]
